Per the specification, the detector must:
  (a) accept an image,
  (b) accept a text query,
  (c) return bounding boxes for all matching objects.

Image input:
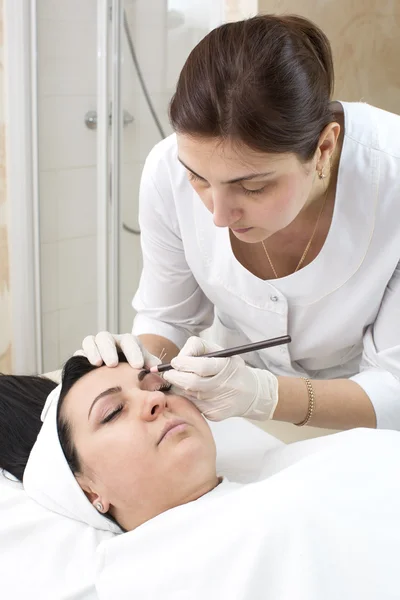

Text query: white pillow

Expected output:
[1,417,283,600]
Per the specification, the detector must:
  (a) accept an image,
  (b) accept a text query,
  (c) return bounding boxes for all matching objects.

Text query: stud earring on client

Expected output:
[95,502,104,513]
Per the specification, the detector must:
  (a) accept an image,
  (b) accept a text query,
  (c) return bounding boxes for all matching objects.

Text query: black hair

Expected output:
[57,353,129,530]
[0,356,128,530]
[0,374,57,481]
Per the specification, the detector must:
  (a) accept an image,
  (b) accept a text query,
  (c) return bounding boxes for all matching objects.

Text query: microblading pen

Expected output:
[149,334,291,373]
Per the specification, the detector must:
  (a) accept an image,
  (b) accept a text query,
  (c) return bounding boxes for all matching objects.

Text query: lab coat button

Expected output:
[270,295,279,302]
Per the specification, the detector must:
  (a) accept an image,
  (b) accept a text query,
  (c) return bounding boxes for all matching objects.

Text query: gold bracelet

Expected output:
[295,377,315,427]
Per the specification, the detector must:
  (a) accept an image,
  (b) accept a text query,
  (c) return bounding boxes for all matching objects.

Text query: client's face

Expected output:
[60,363,218,531]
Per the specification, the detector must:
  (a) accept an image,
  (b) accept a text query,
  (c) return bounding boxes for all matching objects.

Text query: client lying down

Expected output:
[4,354,400,599]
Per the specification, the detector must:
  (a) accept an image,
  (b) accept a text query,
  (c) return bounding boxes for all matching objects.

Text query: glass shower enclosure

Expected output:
[34,0,225,372]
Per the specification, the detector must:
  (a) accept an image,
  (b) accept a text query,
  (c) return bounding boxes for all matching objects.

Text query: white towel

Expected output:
[23,385,122,533]
[22,384,283,533]
[95,428,400,600]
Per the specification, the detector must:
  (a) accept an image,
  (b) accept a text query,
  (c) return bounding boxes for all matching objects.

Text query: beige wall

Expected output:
[0,0,11,373]
[257,0,400,114]
[225,0,258,21]
[249,0,400,442]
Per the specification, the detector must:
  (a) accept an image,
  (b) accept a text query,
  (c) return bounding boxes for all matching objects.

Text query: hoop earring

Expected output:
[95,502,104,513]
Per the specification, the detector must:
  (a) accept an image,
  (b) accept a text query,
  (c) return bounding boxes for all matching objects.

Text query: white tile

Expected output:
[132,29,168,96]
[119,227,142,332]
[40,242,59,313]
[37,19,96,96]
[57,168,97,239]
[38,96,97,170]
[58,236,97,309]
[122,26,166,97]
[42,310,60,372]
[59,302,98,364]
[134,0,167,25]
[124,1,135,28]
[148,91,173,134]
[38,19,96,59]
[127,92,166,162]
[121,61,137,105]
[40,167,97,243]
[38,52,96,98]
[37,0,97,21]
[39,170,59,243]
[166,28,201,92]
[132,0,168,88]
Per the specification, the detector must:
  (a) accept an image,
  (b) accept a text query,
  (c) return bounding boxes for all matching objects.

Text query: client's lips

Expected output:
[232,227,253,233]
[157,419,188,445]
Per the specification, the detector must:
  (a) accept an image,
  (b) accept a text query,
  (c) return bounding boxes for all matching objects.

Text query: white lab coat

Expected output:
[133,101,400,429]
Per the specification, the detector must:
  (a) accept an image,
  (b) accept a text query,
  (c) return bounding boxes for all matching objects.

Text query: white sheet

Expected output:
[95,429,400,600]
[0,472,112,599]
[2,414,282,599]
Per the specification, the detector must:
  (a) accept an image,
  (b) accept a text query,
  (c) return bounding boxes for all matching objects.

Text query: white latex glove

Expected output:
[76,331,161,369]
[162,336,279,421]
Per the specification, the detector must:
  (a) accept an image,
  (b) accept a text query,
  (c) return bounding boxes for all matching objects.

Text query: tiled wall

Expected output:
[0,0,12,373]
[257,0,400,114]
[38,0,226,371]
[38,0,98,371]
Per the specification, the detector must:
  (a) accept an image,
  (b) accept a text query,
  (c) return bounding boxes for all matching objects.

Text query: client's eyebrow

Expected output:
[88,386,122,420]
[138,369,150,382]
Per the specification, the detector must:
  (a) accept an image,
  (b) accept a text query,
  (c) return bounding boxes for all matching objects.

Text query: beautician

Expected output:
[82,14,400,431]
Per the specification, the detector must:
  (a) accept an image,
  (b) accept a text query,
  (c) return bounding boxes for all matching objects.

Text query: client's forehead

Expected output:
[82,362,140,392]
[64,363,142,417]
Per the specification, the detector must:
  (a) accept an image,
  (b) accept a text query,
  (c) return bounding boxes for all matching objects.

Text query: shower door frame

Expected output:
[4,0,41,374]
[97,0,123,334]
[3,0,123,373]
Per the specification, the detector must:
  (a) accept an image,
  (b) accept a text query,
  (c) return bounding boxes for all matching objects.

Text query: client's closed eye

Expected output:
[101,404,123,424]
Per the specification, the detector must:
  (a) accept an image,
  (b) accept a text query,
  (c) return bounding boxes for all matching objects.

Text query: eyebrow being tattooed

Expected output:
[138,369,150,382]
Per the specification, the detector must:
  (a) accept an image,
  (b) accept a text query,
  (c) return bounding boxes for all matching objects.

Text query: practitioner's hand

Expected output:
[76,332,161,369]
[162,337,279,421]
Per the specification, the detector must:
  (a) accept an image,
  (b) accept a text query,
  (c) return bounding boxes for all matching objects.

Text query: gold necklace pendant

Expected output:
[261,179,330,279]
[261,240,279,278]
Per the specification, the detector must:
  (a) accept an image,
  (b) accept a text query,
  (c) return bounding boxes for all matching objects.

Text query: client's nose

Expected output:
[140,390,168,421]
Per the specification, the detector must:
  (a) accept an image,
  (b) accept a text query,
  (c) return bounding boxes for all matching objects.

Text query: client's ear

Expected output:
[76,474,110,513]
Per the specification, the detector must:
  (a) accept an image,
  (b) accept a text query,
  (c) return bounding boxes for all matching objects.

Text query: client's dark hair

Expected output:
[0,374,57,481]
[57,352,129,530]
